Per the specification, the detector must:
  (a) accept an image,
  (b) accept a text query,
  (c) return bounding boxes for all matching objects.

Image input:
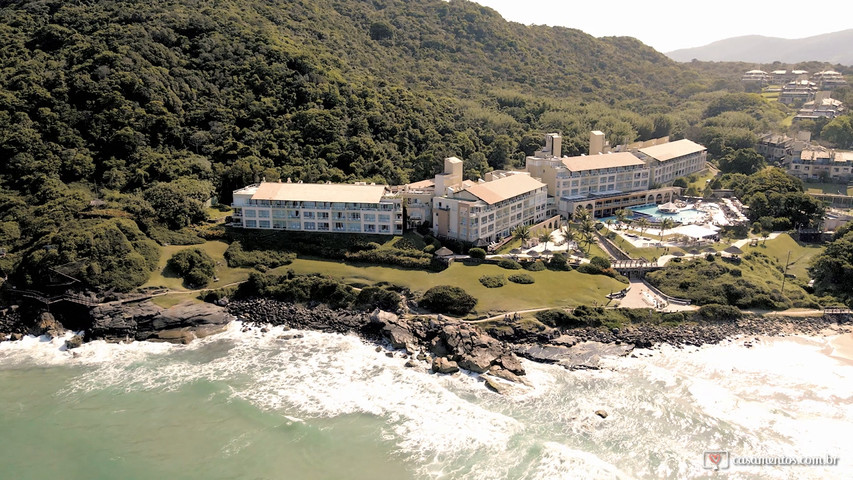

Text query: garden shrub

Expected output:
[694,303,743,322]
[526,260,546,271]
[420,285,477,315]
[508,273,534,284]
[468,248,486,259]
[479,274,506,288]
[355,286,401,312]
[167,248,216,287]
[224,241,295,269]
[548,252,571,271]
[497,258,522,270]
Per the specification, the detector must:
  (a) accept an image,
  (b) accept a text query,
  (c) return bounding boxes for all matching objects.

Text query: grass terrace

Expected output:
[143,240,253,292]
[803,183,853,196]
[744,233,824,280]
[282,258,624,315]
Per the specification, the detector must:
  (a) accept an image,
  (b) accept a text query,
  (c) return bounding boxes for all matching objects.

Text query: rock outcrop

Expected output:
[29,311,65,338]
[88,300,233,343]
[227,299,527,380]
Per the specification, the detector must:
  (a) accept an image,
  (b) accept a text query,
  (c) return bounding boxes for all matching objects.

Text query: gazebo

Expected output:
[435,247,455,265]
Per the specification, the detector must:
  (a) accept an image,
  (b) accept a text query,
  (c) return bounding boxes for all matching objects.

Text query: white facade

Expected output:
[635,139,707,185]
[232,182,403,235]
[433,174,548,244]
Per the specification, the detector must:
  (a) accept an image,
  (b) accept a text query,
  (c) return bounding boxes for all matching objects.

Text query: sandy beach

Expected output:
[828,332,853,365]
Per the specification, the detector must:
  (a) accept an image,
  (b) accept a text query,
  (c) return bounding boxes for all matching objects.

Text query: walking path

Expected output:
[616,278,697,312]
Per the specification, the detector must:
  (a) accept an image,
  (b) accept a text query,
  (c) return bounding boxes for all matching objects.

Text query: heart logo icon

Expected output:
[709,453,721,465]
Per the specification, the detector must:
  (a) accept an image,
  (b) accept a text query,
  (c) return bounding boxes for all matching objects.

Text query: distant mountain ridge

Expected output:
[666,30,853,65]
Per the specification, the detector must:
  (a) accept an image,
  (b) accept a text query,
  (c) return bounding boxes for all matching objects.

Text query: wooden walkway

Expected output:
[10,288,168,308]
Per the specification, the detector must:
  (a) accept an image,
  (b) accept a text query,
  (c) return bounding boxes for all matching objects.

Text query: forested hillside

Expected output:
[0,0,804,291]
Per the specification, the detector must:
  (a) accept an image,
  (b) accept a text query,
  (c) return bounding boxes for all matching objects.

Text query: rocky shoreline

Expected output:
[226,299,528,385]
[1,296,849,384]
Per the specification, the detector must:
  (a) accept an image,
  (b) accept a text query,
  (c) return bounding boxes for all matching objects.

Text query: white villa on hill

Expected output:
[231,181,403,235]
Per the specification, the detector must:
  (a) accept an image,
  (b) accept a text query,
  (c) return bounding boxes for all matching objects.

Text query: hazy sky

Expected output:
[473,0,853,53]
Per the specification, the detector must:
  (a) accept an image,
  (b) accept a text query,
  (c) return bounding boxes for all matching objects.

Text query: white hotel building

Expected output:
[231,181,403,235]
[634,138,707,185]
[433,172,548,244]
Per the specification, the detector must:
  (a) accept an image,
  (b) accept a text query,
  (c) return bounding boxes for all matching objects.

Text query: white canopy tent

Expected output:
[675,224,720,240]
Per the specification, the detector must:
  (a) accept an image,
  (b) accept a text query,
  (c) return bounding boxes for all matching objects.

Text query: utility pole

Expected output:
[781,250,792,296]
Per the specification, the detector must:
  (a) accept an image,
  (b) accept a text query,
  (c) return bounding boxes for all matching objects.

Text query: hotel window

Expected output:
[244,209,257,218]
[303,222,316,230]
[273,220,285,229]
[364,224,376,233]
[334,222,345,231]
[303,212,314,219]
[317,212,329,219]
[379,224,390,233]
[349,212,361,220]
[378,214,390,223]
[318,222,329,231]
[288,210,299,218]
[245,220,257,228]
[364,213,375,222]
[288,221,301,229]
[347,223,361,232]
[258,210,270,218]
[259,220,271,229]
[272,209,285,219]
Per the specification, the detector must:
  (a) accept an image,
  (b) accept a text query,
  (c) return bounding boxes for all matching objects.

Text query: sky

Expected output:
[473,0,853,53]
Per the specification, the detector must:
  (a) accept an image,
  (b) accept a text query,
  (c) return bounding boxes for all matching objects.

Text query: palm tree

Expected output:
[614,208,629,228]
[635,217,650,237]
[560,224,578,250]
[573,206,592,223]
[579,218,597,254]
[538,229,554,250]
[659,217,675,239]
[512,224,531,246]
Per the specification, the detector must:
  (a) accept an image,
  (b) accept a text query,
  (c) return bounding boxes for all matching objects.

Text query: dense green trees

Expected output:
[810,229,853,306]
[722,168,824,228]
[718,148,766,175]
[0,0,807,293]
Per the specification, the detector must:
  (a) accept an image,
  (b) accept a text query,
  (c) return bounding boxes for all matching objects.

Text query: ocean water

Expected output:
[1,324,851,480]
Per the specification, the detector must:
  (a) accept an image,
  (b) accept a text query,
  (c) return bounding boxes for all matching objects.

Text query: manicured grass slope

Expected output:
[143,241,253,291]
[744,233,824,280]
[284,258,623,314]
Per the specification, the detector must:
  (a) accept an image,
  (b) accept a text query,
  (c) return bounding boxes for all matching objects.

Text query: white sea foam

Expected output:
[6,323,852,479]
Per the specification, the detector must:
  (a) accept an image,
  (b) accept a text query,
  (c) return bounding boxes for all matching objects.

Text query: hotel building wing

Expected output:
[232,181,403,235]
[433,173,548,244]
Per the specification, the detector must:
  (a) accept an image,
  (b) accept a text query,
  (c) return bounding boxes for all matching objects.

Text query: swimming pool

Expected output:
[629,204,707,223]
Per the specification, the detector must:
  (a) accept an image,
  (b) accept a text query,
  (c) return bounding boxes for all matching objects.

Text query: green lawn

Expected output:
[744,233,824,279]
[282,257,624,315]
[803,183,853,196]
[687,168,717,192]
[610,234,685,260]
[141,236,625,314]
[143,240,253,291]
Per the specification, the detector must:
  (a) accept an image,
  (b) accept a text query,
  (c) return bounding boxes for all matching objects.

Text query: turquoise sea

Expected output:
[1,324,851,479]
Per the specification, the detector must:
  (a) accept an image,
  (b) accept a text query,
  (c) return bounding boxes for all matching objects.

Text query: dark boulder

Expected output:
[432,356,459,374]
[65,335,84,349]
[29,311,65,338]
